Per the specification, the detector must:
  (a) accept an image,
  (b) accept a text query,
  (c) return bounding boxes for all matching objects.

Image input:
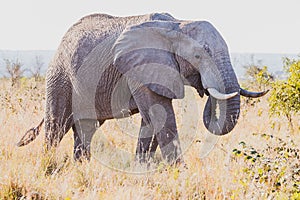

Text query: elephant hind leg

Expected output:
[45,115,73,148]
[72,119,104,161]
[45,73,73,149]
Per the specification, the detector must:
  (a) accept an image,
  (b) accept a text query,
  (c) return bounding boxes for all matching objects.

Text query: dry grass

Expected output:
[0,78,299,199]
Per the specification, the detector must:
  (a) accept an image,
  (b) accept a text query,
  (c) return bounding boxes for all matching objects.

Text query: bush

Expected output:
[4,59,25,87]
[232,133,300,198]
[242,65,273,108]
[269,58,300,130]
[244,65,274,90]
[30,56,44,82]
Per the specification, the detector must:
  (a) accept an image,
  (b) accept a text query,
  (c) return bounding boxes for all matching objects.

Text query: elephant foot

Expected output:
[73,146,91,162]
[135,151,156,165]
[174,157,188,170]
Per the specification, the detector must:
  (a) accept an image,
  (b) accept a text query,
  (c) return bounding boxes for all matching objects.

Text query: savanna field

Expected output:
[0,68,300,199]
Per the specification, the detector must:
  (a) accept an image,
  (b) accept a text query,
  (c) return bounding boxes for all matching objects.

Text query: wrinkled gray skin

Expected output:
[17,13,265,164]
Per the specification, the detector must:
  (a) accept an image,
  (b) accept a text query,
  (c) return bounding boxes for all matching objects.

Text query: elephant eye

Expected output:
[204,44,212,57]
[195,55,201,59]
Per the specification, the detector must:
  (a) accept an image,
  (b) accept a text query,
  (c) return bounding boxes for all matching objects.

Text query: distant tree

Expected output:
[4,58,25,86]
[269,57,300,130]
[242,59,273,107]
[30,55,44,81]
[244,65,274,90]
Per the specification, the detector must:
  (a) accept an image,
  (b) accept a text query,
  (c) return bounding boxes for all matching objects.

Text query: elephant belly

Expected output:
[94,66,139,120]
[95,95,139,120]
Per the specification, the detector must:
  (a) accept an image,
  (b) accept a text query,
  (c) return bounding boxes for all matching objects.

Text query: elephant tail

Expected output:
[16,118,44,147]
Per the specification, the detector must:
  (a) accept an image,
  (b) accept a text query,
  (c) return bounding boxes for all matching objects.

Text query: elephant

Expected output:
[17,13,268,164]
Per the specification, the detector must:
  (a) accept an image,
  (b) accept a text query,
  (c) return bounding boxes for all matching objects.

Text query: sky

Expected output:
[0,0,299,54]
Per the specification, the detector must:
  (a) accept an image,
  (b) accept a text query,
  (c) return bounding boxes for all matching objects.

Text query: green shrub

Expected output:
[269,58,300,130]
[232,133,300,198]
[244,65,274,90]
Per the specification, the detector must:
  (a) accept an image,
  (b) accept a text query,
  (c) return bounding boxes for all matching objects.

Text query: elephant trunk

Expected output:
[203,54,240,135]
[203,95,240,135]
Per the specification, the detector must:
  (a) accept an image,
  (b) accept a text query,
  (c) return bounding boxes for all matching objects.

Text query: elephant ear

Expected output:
[113,21,184,99]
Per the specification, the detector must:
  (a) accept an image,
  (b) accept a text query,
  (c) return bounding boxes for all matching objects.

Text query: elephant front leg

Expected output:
[136,119,158,163]
[132,87,183,165]
[72,119,101,161]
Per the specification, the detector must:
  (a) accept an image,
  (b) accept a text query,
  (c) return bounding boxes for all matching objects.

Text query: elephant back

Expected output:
[48,13,176,76]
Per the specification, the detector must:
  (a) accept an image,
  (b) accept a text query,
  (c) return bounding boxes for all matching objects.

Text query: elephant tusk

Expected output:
[240,88,269,98]
[207,88,238,100]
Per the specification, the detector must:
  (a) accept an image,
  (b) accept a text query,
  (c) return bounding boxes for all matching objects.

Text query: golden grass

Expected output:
[0,78,299,199]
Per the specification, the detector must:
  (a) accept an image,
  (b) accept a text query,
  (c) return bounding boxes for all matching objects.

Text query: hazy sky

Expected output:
[0,0,299,53]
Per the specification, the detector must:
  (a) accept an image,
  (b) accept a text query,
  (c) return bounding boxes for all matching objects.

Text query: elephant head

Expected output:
[113,20,267,135]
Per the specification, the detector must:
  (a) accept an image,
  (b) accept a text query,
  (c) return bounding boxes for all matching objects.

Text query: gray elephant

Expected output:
[17,13,267,164]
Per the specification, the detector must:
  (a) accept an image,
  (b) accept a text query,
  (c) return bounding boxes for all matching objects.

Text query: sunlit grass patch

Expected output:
[0,78,299,199]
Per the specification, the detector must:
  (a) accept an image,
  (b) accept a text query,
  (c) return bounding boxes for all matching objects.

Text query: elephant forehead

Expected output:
[180,21,228,50]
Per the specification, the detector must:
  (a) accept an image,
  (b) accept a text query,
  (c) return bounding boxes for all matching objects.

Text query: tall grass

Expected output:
[0,78,299,199]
